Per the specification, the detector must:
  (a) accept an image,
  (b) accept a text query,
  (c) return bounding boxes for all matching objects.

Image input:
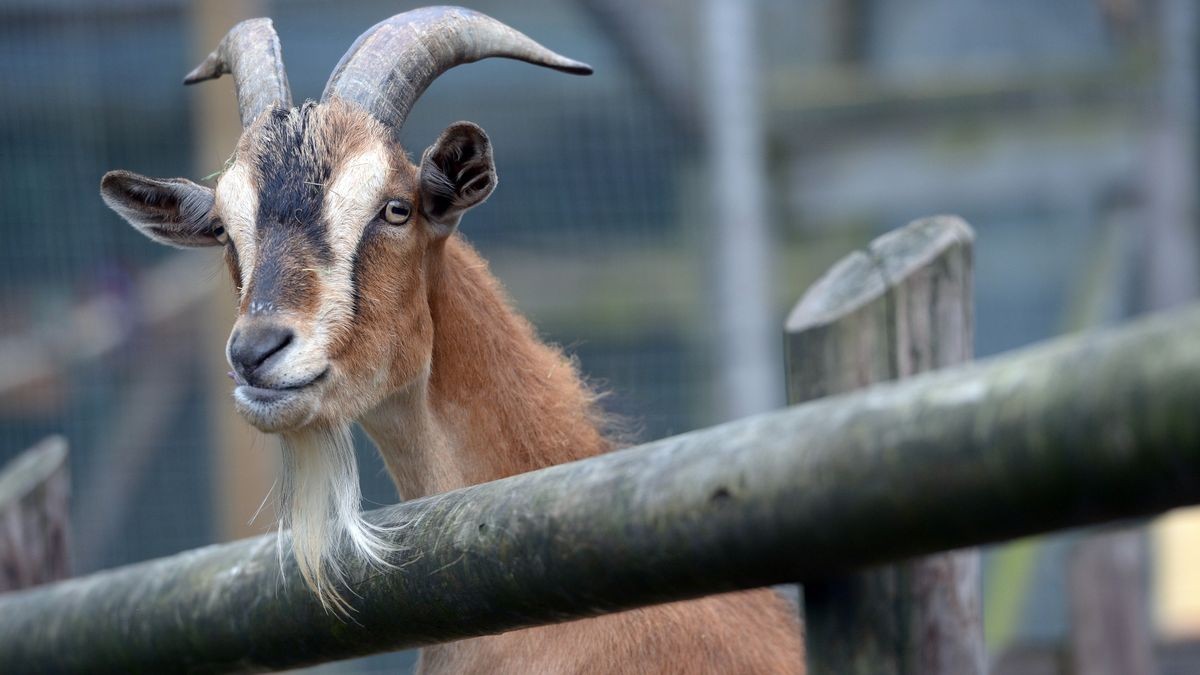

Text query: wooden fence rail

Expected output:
[0,305,1199,672]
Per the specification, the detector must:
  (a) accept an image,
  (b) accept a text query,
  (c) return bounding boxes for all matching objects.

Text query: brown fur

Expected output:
[426,238,611,479]
[421,590,804,674]
[365,237,805,673]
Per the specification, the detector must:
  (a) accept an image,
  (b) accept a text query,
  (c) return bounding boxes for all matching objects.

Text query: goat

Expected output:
[100,7,804,673]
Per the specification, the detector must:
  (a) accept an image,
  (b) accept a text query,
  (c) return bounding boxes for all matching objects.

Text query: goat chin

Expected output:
[278,424,394,615]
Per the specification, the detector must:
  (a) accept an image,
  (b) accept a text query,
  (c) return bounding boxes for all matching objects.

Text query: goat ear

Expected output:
[418,122,496,234]
[100,170,220,248]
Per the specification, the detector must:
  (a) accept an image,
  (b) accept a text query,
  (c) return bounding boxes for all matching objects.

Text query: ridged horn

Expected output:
[322,6,591,133]
[184,18,292,128]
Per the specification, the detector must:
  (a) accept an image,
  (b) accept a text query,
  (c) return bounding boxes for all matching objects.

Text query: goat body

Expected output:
[363,238,805,674]
[101,7,806,672]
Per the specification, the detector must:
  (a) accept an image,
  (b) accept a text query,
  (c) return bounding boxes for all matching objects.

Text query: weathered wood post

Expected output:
[1068,528,1155,675]
[785,216,985,674]
[0,436,70,592]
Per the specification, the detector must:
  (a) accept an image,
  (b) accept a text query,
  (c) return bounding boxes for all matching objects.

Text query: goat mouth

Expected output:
[234,368,330,402]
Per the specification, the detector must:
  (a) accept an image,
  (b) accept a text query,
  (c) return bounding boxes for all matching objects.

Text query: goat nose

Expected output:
[230,323,294,378]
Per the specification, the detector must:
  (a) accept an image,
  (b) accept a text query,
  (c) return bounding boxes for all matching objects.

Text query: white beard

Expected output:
[278,424,393,615]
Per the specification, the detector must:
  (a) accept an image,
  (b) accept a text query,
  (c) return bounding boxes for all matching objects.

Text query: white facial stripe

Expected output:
[221,144,393,392]
[214,162,259,289]
[321,143,392,322]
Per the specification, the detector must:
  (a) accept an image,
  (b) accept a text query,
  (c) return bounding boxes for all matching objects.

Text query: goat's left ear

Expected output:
[418,122,496,235]
[100,170,220,248]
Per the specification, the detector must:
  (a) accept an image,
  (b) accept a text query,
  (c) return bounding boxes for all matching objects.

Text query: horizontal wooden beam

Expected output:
[2,307,1200,672]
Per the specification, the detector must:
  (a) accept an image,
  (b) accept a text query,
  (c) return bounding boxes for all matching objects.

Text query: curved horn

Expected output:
[184,18,292,128]
[322,6,591,133]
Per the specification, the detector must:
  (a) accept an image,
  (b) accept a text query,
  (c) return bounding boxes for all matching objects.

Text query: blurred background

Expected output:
[1,0,1198,672]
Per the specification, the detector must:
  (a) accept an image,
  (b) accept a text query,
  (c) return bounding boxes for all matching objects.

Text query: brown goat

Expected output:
[100,7,804,673]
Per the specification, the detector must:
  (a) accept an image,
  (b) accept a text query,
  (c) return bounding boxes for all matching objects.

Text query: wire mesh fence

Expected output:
[0,0,1193,672]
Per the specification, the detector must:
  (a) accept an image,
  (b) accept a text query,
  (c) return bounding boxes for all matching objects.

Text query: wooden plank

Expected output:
[1061,199,1157,673]
[0,436,70,592]
[785,215,984,674]
[187,0,279,542]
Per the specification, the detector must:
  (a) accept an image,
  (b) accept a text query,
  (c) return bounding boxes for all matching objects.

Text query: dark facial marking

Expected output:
[348,220,380,320]
[244,225,318,314]
[252,104,334,264]
[224,234,243,292]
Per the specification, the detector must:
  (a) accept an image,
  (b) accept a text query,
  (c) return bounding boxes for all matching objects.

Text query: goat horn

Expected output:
[322,6,591,133]
[184,18,292,128]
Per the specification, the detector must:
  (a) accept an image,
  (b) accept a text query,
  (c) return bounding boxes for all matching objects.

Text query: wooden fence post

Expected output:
[1068,528,1156,675]
[784,216,985,674]
[189,0,280,543]
[0,436,70,592]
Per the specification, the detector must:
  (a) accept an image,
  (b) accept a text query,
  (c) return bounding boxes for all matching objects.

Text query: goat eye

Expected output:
[383,199,412,225]
[213,225,229,245]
